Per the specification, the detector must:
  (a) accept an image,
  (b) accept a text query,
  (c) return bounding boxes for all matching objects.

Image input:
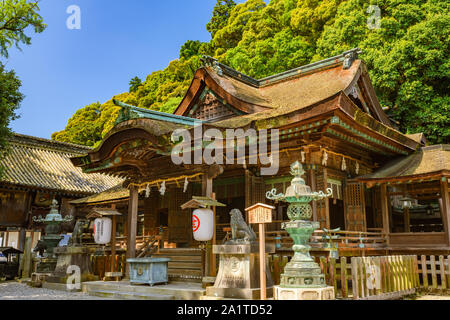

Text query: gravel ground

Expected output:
[0,281,109,300]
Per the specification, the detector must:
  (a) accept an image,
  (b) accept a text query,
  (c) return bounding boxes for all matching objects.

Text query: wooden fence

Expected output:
[269,254,419,300]
[417,255,450,291]
[91,253,127,279]
[348,256,417,300]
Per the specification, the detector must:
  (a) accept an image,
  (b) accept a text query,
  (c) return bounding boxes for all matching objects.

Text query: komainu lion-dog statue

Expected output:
[226,209,257,244]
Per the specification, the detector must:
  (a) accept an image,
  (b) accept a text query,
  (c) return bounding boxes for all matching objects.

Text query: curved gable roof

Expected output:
[174,49,392,129]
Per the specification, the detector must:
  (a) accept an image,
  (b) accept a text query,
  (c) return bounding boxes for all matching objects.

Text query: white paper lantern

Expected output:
[192,208,214,242]
[94,217,112,244]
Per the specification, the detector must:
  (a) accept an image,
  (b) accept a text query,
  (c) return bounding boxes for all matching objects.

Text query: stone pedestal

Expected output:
[280,220,326,288]
[30,272,52,288]
[205,243,275,300]
[274,285,335,300]
[35,258,58,273]
[45,246,98,284]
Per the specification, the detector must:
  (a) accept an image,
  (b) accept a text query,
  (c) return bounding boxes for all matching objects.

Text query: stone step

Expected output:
[89,290,174,300]
[82,281,205,300]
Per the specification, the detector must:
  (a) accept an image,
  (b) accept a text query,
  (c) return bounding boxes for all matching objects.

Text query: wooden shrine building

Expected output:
[70,48,449,274]
[0,134,123,251]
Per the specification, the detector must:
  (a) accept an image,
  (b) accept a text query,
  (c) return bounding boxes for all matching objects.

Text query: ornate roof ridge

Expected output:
[201,48,362,88]
[8,133,93,154]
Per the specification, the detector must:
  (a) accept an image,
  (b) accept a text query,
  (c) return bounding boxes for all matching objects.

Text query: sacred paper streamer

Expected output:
[301,151,306,163]
[322,151,328,166]
[355,162,360,175]
[183,177,189,193]
[341,157,347,171]
[145,184,150,198]
[159,181,166,196]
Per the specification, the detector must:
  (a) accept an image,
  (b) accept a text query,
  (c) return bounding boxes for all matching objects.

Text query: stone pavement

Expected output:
[415,295,450,300]
[0,281,109,300]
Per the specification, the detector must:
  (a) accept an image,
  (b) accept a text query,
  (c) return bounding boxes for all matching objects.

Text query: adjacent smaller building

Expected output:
[0,133,123,250]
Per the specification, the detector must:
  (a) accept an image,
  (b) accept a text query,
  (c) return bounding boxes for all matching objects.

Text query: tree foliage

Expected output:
[0,63,23,151]
[0,0,46,176]
[129,76,142,93]
[206,0,237,39]
[315,0,450,144]
[54,0,450,146]
[0,0,46,57]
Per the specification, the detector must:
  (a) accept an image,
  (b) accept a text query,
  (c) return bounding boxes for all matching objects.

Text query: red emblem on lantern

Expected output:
[192,215,200,232]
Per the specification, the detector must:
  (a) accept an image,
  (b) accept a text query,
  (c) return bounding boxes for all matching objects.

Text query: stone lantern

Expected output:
[266,161,335,300]
[33,199,73,273]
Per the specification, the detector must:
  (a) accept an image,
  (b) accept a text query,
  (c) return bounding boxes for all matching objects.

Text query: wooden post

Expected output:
[18,228,26,251]
[421,255,428,288]
[323,168,330,229]
[21,237,32,278]
[380,184,390,245]
[440,178,450,245]
[309,168,318,222]
[211,193,217,277]
[4,231,8,247]
[404,207,410,233]
[259,223,266,300]
[202,175,214,277]
[111,204,117,273]
[126,186,138,273]
[351,257,359,299]
[430,255,438,289]
[246,203,273,300]
[341,257,348,298]
[439,255,446,290]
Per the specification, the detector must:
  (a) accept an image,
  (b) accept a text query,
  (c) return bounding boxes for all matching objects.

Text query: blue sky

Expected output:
[4,0,245,139]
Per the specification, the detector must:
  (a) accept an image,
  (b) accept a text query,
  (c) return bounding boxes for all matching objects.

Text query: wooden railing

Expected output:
[217,222,387,251]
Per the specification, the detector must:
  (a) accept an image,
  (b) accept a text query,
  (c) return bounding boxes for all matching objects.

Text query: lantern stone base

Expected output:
[274,285,335,300]
[45,246,98,285]
[204,243,275,300]
[35,258,58,273]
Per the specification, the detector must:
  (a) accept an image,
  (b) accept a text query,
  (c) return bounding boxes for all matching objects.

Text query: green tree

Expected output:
[129,76,142,93]
[0,0,46,57]
[316,0,450,143]
[0,63,23,175]
[0,0,46,176]
[206,0,236,39]
[213,0,266,57]
[51,103,103,147]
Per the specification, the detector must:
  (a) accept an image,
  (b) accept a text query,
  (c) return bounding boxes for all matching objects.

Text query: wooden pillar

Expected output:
[309,168,318,222]
[5,231,9,247]
[202,175,213,198]
[202,175,215,277]
[18,228,26,251]
[30,231,35,248]
[111,205,117,273]
[403,185,410,232]
[245,170,251,222]
[440,178,450,245]
[210,193,217,277]
[259,223,266,300]
[403,207,410,233]
[380,184,390,245]
[21,237,32,278]
[323,168,330,229]
[127,187,138,262]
